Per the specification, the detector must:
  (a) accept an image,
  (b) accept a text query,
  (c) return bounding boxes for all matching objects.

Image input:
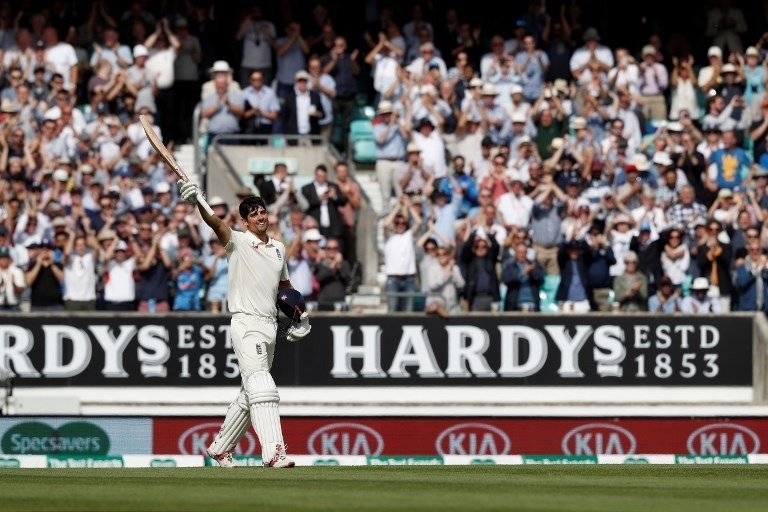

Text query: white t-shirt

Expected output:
[496,192,533,228]
[384,230,416,276]
[45,42,78,87]
[412,131,447,178]
[225,230,289,316]
[0,265,26,306]
[146,48,175,89]
[104,258,136,302]
[64,252,97,301]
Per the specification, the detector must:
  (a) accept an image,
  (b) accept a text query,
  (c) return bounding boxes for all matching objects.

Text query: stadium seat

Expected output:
[349,119,374,140]
[352,138,377,164]
[681,274,693,297]
[539,275,561,312]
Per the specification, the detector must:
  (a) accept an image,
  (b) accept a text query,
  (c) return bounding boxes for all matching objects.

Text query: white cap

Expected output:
[508,170,523,182]
[667,121,683,132]
[641,44,656,57]
[631,153,651,171]
[746,46,760,57]
[509,84,523,95]
[707,46,723,58]
[468,77,483,88]
[43,109,60,121]
[52,216,67,227]
[576,197,590,208]
[517,134,532,145]
[133,44,149,58]
[155,182,171,194]
[406,142,421,153]
[420,84,437,96]
[115,240,128,251]
[550,137,564,150]
[302,228,324,243]
[721,63,737,74]
[376,100,394,114]
[53,169,69,182]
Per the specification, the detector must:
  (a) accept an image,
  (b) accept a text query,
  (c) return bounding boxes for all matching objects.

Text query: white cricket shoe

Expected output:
[206,447,237,468]
[265,443,295,468]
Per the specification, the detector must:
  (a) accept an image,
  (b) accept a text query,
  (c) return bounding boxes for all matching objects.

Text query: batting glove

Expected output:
[287,312,311,342]
[178,179,201,205]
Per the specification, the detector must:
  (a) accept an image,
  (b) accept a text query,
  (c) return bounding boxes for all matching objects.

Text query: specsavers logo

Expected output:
[1,421,109,455]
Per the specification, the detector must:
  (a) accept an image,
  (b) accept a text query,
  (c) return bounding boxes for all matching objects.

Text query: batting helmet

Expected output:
[276,288,306,335]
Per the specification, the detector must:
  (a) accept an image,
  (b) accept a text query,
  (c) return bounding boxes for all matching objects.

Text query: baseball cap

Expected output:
[114,240,128,252]
[53,169,69,182]
[707,46,723,58]
[746,46,760,57]
[155,182,171,194]
[133,44,149,58]
[294,70,310,81]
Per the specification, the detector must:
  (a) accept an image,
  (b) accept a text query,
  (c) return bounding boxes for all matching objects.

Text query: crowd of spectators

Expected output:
[0,1,766,315]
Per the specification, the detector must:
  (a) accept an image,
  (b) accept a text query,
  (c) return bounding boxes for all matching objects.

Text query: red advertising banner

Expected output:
[153,417,768,456]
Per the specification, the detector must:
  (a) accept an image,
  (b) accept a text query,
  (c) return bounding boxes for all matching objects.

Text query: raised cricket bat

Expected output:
[139,114,214,216]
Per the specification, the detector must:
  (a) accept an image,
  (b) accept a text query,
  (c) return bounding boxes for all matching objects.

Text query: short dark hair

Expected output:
[315,164,328,173]
[239,196,268,219]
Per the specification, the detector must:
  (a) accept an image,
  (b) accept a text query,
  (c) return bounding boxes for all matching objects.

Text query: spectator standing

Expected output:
[556,239,591,312]
[172,247,204,311]
[660,227,691,287]
[203,238,228,312]
[707,129,752,191]
[0,246,25,311]
[569,27,613,83]
[173,18,202,144]
[460,229,501,311]
[421,244,465,317]
[62,229,100,311]
[274,21,310,124]
[697,219,733,311]
[42,26,78,92]
[144,19,180,144]
[314,237,351,311]
[236,6,277,88]
[516,35,549,103]
[308,56,336,142]
[101,237,136,311]
[242,70,281,138]
[502,241,544,312]
[334,162,361,264]
[25,239,64,312]
[383,195,422,312]
[322,36,359,154]
[585,223,616,312]
[133,223,171,312]
[530,177,565,275]
[670,56,700,120]
[200,61,245,142]
[373,100,409,206]
[735,241,768,312]
[301,164,347,241]
[279,70,324,142]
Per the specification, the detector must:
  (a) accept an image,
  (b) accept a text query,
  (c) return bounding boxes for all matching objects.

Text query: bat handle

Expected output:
[198,196,215,217]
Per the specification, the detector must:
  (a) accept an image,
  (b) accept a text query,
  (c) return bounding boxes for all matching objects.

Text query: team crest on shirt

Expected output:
[275,248,282,261]
[250,241,259,250]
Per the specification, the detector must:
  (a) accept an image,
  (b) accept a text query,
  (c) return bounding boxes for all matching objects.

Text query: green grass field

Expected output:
[1,466,767,512]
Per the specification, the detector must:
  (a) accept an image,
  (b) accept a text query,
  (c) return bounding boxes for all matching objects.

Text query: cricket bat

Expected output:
[139,115,214,216]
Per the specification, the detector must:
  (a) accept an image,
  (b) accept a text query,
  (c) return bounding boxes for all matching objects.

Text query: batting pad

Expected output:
[246,371,285,461]
[208,387,251,456]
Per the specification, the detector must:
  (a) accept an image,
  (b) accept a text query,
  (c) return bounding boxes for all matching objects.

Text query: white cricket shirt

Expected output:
[225,230,289,316]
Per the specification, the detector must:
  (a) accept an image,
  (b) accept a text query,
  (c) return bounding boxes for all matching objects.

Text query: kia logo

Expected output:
[177,423,257,455]
[686,423,761,455]
[435,423,511,456]
[307,423,384,456]
[562,423,637,455]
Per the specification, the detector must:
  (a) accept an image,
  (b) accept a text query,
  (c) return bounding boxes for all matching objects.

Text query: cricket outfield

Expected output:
[1,465,766,512]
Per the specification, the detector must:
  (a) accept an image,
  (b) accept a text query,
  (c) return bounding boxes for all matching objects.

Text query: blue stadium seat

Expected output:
[350,119,374,140]
[352,138,377,164]
[539,275,561,312]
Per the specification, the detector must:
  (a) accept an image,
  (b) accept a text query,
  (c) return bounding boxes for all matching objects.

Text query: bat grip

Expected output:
[198,196,215,217]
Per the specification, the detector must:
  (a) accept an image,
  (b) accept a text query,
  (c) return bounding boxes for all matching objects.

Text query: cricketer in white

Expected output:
[178,179,311,468]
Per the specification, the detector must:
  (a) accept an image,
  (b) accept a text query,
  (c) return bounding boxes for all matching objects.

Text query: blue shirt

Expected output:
[648,294,680,313]
[173,267,203,311]
[373,122,407,160]
[438,173,478,216]
[242,85,281,126]
[202,90,245,134]
[516,262,535,304]
[515,51,549,101]
[710,147,752,189]
[567,260,588,301]
[275,37,307,86]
